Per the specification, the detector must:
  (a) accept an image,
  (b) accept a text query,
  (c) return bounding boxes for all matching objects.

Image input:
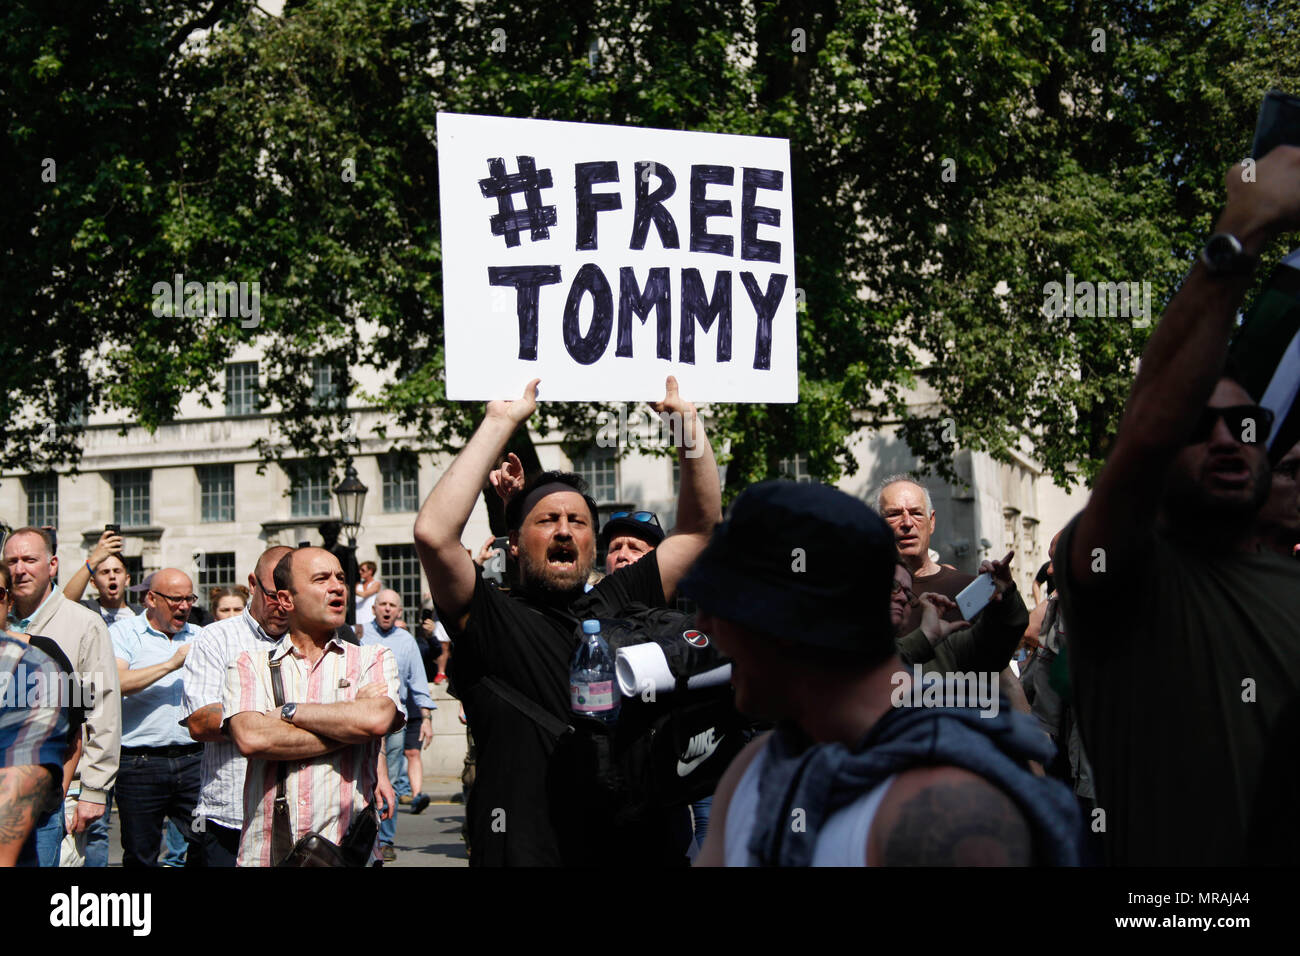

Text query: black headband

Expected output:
[517,482,590,528]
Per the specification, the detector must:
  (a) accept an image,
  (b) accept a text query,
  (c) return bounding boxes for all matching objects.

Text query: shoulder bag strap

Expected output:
[268,656,295,865]
[479,675,574,739]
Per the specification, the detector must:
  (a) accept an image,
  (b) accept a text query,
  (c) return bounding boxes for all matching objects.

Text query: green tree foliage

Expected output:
[4,0,1299,495]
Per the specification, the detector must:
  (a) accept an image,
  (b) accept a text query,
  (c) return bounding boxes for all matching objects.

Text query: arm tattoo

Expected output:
[0,765,58,851]
[883,779,1034,866]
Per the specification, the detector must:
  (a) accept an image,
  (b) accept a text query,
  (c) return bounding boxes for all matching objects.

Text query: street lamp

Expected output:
[334,464,368,547]
[334,463,368,626]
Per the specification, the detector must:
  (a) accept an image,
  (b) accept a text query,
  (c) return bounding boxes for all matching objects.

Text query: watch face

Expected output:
[1206,233,1243,269]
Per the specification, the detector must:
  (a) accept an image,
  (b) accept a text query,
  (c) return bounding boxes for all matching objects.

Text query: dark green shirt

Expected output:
[1056,516,1300,865]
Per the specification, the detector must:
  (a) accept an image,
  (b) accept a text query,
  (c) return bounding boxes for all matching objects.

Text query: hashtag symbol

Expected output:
[478,156,557,247]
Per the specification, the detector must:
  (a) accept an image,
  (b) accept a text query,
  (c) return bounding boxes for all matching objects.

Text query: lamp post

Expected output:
[334,463,368,626]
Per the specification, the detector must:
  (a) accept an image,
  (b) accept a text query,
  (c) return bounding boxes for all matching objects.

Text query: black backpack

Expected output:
[480,602,753,824]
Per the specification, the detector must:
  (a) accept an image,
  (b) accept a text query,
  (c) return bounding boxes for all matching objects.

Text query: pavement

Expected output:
[103,795,469,867]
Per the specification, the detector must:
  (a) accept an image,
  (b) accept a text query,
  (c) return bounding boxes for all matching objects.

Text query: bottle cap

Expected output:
[582,619,601,634]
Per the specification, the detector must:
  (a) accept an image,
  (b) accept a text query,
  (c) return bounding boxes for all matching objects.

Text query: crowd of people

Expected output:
[4,149,1300,867]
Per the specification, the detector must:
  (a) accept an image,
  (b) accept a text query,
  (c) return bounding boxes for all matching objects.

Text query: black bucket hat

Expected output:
[678,480,896,654]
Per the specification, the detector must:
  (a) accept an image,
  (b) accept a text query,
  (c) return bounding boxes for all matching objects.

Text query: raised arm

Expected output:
[1070,147,1300,591]
[63,531,122,604]
[650,377,722,602]
[414,379,539,629]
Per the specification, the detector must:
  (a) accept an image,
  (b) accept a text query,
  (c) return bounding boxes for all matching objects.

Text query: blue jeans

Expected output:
[691,796,712,845]
[16,799,65,867]
[83,799,111,867]
[160,818,189,866]
[115,751,204,867]
[379,728,409,846]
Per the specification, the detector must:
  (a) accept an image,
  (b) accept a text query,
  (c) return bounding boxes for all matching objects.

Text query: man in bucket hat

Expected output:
[688,481,1085,867]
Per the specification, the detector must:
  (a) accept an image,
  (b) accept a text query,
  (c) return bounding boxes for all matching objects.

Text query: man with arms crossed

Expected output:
[224,548,402,866]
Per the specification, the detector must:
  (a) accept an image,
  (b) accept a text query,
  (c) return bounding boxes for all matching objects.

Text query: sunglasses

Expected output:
[0,585,7,602]
[609,510,663,530]
[1186,405,1274,445]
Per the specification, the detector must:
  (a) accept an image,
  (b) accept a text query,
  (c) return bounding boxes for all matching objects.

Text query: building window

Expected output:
[196,552,237,609]
[1003,508,1021,557]
[573,446,617,503]
[24,474,59,528]
[777,454,812,483]
[198,465,235,523]
[112,470,151,527]
[225,362,259,416]
[287,462,333,518]
[378,544,422,618]
[311,357,346,409]
[380,456,419,513]
[671,459,680,496]
[122,555,146,589]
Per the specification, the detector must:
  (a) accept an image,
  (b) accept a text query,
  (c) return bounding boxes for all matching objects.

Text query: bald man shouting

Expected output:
[108,566,206,866]
[361,588,436,861]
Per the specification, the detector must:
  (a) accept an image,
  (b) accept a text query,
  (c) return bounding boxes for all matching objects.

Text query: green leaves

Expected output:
[6,0,1299,496]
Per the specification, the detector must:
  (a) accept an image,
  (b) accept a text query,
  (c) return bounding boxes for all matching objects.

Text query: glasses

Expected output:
[1186,405,1274,445]
[890,579,919,607]
[609,510,663,530]
[150,589,198,606]
[0,585,7,601]
[1274,459,1300,480]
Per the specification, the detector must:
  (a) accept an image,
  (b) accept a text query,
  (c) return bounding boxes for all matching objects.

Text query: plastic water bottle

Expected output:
[570,620,620,722]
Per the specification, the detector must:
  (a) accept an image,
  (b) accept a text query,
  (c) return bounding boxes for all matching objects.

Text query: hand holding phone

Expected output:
[1252,90,1300,160]
[955,573,997,621]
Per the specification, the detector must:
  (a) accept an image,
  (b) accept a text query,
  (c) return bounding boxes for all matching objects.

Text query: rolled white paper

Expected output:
[616,643,733,697]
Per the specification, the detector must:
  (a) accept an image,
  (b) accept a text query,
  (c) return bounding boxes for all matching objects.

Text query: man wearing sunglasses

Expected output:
[108,567,206,866]
[1056,145,1300,865]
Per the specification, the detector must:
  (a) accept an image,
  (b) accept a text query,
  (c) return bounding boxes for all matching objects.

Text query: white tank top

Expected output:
[723,747,896,867]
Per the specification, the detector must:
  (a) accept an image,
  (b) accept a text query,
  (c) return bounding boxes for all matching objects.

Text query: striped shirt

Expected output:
[180,609,281,831]
[0,636,68,774]
[222,633,404,867]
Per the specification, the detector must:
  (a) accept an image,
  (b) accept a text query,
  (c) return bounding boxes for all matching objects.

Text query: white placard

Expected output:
[437,112,798,402]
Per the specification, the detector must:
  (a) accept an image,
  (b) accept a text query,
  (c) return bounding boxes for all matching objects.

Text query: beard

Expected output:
[516,541,592,605]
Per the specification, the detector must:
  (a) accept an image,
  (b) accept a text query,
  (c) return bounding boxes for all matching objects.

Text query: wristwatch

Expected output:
[280,703,298,724]
[1199,233,1259,277]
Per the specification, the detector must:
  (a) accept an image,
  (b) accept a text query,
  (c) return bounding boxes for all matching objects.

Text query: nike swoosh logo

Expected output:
[676,736,723,777]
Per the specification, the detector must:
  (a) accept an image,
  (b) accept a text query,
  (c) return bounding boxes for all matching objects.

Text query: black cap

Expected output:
[678,481,895,655]
[599,511,666,550]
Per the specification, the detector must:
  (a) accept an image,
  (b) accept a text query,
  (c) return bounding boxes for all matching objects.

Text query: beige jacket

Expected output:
[28,587,122,803]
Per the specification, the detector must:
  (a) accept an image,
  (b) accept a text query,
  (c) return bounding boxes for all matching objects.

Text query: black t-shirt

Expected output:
[1057,517,1300,865]
[442,551,672,867]
[900,564,974,634]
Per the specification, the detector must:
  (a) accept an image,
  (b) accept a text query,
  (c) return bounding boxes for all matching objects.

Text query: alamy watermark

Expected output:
[151,273,261,328]
[596,404,702,458]
[1041,272,1152,327]
[890,665,1000,718]
[0,667,99,712]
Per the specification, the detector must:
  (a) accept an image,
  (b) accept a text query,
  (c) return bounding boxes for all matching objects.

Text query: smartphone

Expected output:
[105,523,120,535]
[955,573,997,621]
[1252,90,1300,159]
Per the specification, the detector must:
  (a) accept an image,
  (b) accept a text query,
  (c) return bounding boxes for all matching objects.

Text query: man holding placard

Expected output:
[414,376,721,866]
